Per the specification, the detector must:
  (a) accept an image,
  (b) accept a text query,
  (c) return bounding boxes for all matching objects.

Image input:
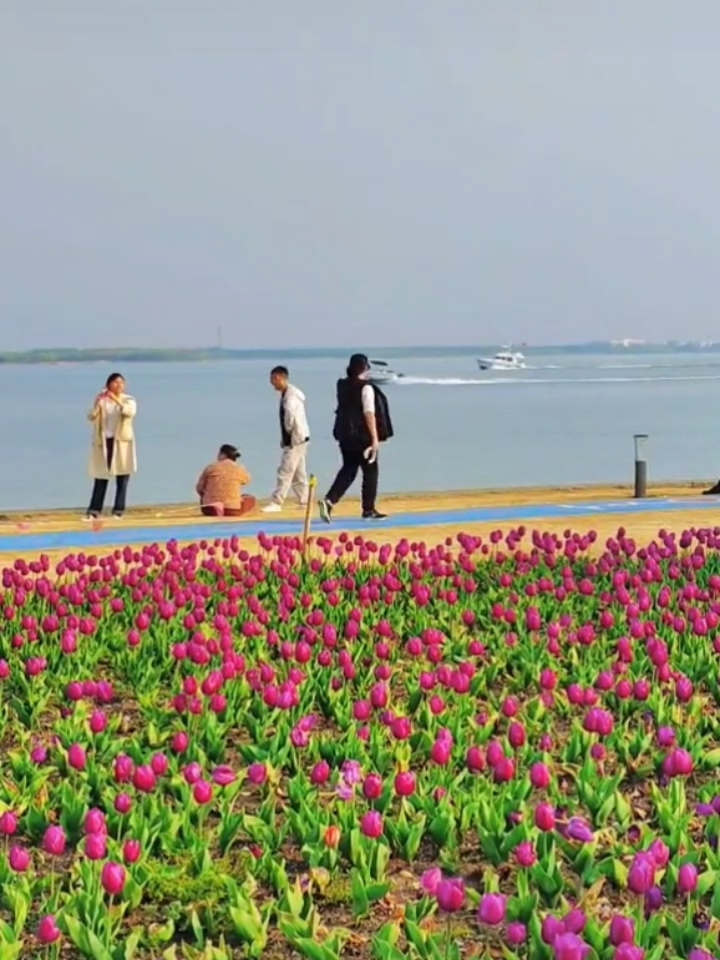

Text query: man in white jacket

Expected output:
[262,366,310,512]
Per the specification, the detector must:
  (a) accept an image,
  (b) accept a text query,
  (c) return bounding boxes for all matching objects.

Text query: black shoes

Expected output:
[318,500,388,523]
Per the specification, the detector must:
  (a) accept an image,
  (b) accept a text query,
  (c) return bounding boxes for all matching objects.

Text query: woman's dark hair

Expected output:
[346,353,369,378]
[219,444,240,461]
[105,372,124,388]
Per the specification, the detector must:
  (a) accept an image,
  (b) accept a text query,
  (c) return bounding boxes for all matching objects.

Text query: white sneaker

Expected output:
[261,503,282,513]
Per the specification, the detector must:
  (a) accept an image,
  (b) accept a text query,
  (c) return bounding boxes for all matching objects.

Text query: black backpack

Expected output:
[372,384,394,442]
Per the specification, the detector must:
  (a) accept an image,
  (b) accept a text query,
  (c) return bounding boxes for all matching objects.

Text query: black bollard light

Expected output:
[633,434,648,498]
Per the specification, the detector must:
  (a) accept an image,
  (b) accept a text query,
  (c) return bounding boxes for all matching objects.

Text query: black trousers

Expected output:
[88,438,130,515]
[326,445,378,513]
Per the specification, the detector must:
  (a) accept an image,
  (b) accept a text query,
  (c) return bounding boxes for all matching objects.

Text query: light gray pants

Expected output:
[271,443,309,504]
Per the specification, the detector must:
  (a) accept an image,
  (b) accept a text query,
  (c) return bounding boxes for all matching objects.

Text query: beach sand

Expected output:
[0,481,714,564]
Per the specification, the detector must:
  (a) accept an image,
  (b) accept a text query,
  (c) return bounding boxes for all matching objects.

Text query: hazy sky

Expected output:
[3,2,720,349]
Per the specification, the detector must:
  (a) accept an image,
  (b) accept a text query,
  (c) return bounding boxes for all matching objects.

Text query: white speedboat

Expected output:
[368,360,404,384]
[476,349,526,371]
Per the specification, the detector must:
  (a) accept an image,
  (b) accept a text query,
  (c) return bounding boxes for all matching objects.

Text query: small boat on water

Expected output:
[367,360,404,385]
[476,348,526,371]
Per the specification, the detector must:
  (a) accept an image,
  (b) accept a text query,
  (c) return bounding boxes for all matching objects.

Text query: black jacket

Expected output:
[332,378,393,448]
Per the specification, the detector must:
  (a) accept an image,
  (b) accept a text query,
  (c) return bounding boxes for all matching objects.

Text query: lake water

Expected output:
[1,349,719,511]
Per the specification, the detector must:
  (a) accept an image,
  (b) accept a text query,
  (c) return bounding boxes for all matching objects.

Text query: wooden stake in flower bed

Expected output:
[303,475,317,560]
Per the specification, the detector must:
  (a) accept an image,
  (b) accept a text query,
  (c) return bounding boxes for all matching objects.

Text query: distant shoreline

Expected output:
[1,342,720,365]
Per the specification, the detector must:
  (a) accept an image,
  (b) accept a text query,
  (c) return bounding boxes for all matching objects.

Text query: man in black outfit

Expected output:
[319,353,393,522]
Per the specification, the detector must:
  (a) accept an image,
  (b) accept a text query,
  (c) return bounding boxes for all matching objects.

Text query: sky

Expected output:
[2,2,720,350]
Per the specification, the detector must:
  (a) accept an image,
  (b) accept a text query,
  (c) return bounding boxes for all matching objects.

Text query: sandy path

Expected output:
[1,507,713,566]
[0,480,713,537]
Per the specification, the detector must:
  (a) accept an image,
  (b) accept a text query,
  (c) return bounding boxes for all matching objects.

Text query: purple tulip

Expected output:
[609,915,635,946]
[563,908,586,935]
[614,946,645,960]
[628,853,656,895]
[644,885,664,915]
[542,915,564,945]
[507,922,527,945]
[553,932,590,960]
[566,818,594,843]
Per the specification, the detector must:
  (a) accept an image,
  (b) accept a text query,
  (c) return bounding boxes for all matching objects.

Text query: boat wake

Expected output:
[397,374,720,386]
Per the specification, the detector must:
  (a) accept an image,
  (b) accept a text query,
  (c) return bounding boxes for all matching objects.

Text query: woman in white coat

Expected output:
[85,372,138,519]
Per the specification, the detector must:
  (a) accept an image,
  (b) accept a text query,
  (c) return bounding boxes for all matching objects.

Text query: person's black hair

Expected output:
[271,365,289,377]
[346,353,369,378]
[106,372,124,388]
[219,444,240,461]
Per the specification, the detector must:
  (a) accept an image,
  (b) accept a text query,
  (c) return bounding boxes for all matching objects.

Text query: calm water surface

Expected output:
[1,350,719,510]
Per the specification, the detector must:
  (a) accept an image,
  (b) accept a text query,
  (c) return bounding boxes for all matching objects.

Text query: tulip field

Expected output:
[3,523,720,960]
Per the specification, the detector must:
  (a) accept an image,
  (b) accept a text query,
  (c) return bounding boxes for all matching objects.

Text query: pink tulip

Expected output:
[421,867,442,896]
[8,846,30,872]
[84,832,107,860]
[478,893,507,925]
[436,877,465,912]
[132,764,157,793]
[67,743,87,771]
[123,839,142,865]
[84,808,106,835]
[360,811,383,839]
[0,812,18,837]
[100,860,126,896]
[394,771,416,797]
[43,825,66,857]
[37,915,61,945]
[193,780,213,805]
[247,763,267,786]
[211,765,236,786]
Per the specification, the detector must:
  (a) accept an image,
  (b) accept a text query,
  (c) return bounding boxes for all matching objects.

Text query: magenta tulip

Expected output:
[478,893,506,925]
[101,860,126,896]
[37,915,61,945]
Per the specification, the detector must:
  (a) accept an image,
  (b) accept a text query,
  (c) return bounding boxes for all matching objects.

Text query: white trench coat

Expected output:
[87,395,138,479]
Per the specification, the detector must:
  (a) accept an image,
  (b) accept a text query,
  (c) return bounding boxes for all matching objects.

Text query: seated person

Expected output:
[195,444,256,517]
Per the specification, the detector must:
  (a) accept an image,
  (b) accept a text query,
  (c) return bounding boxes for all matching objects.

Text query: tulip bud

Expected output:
[0,812,18,837]
[362,773,383,801]
[8,845,30,872]
[530,762,551,789]
[193,780,213,805]
[360,810,383,839]
[677,862,698,895]
[115,793,132,815]
[394,771,416,797]
[609,914,635,946]
[100,860,127,896]
[132,765,157,793]
[627,853,656,895]
[247,763,267,786]
[43,825,66,857]
[478,892,507,926]
[436,877,465,912]
[535,802,555,832]
[37,915,61,945]
[84,832,107,861]
[123,839,142,865]
[67,743,87,771]
[324,825,341,848]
